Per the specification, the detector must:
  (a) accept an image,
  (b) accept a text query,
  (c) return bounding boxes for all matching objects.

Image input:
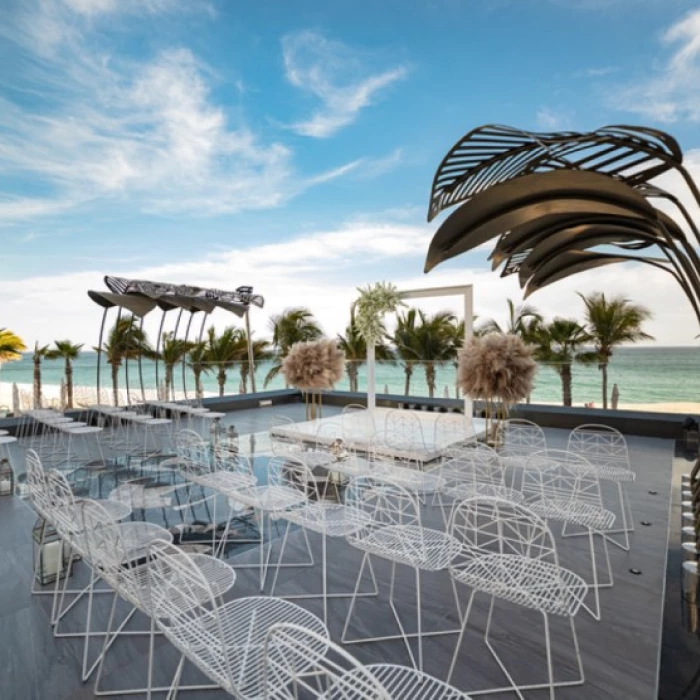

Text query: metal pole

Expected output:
[463,287,474,419]
[244,307,256,394]
[137,317,146,404]
[154,309,167,398]
[169,309,184,402]
[95,307,108,406]
[181,311,195,402]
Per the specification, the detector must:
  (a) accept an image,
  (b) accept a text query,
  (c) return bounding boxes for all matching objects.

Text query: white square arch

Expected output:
[366,284,474,416]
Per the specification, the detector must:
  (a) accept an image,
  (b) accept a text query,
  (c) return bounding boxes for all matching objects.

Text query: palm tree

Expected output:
[392,309,420,396]
[159,332,193,401]
[99,316,153,406]
[579,292,653,409]
[534,319,596,407]
[233,332,273,394]
[32,342,50,408]
[206,326,243,397]
[337,308,393,392]
[0,328,26,387]
[46,340,83,409]
[393,310,458,398]
[265,308,322,388]
[187,341,210,399]
[478,298,542,338]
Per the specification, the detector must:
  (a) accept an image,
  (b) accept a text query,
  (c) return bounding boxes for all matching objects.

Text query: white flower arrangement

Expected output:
[354,282,405,344]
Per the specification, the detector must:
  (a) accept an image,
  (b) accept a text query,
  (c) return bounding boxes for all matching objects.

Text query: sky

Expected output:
[2,0,700,347]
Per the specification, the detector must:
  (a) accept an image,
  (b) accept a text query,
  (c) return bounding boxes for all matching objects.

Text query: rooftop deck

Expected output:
[0,403,682,699]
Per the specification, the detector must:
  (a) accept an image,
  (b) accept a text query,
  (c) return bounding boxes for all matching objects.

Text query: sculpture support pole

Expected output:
[245,307,256,394]
[95,307,108,406]
[463,286,474,419]
[367,343,376,412]
[137,317,146,404]
[181,311,195,402]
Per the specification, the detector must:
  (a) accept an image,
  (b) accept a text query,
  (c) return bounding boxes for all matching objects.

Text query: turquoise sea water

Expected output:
[1,347,699,406]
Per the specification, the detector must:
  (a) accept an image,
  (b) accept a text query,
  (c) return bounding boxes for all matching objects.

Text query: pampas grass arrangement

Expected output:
[282,339,345,419]
[457,332,536,444]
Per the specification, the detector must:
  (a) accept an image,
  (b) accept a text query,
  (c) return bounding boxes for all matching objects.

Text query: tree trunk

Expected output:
[404,363,413,396]
[218,368,226,397]
[561,364,572,407]
[65,358,73,408]
[426,363,436,398]
[601,363,608,409]
[33,359,41,408]
[165,365,173,401]
[194,369,203,399]
[347,364,358,393]
[240,365,249,394]
[111,362,120,406]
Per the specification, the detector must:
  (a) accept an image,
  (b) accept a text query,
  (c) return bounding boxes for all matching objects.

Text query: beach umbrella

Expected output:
[612,384,620,410]
[384,384,389,395]
[444,385,450,399]
[12,383,19,416]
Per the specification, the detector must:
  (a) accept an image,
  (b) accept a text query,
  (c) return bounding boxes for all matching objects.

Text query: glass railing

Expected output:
[0,348,698,414]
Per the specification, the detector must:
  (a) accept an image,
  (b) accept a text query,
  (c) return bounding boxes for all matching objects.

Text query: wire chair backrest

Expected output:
[264,623,389,700]
[521,450,602,508]
[567,423,631,471]
[269,415,302,456]
[25,449,50,515]
[145,541,236,688]
[441,442,506,488]
[341,404,376,441]
[449,496,559,565]
[345,475,422,549]
[175,429,210,470]
[80,499,145,597]
[268,454,317,498]
[384,410,425,451]
[500,419,547,456]
[215,451,255,480]
[44,469,80,538]
[433,412,473,450]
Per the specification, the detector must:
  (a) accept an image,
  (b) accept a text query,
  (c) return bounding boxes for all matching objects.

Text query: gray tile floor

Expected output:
[0,405,675,699]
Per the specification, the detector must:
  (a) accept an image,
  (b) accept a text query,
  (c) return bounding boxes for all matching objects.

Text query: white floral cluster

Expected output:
[354,282,405,344]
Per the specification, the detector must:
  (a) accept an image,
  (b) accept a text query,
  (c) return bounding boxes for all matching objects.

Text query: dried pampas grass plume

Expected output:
[457,333,536,405]
[282,339,345,391]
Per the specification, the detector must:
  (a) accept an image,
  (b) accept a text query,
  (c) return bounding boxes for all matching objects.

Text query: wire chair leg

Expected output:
[542,612,555,700]
[166,654,185,700]
[341,551,370,645]
[446,588,476,685]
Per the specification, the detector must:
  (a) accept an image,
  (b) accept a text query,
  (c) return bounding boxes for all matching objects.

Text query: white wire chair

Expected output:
[436,442,524,518]
[520,449,615,621]
[79,510,232,697]
[210,454,314,591]
[433,412,474,451]
[567,423,636,551]
[146,540,329,698]
[341,475,461,671]
[497,418,547,484]
[447,496,587,698]
[341,403,377,442]
[368,431,444,504]
[269,456,377,624]
[384,409,427,456]
[264,623,472,700]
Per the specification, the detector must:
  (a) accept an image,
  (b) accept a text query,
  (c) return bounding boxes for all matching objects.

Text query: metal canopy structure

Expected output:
[88,276,264,405]
[424,123,700,325]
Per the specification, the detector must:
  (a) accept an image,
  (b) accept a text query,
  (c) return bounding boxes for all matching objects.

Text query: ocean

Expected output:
[1,347,698,407]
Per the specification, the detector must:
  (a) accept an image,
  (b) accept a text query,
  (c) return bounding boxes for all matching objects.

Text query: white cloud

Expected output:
[282,30,408,138]
[535,107,572,130]
[0,3,386,224]
[1,213,694,348]
[611,8,700,122]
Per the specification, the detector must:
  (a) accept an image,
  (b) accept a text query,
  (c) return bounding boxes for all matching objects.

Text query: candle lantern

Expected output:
[0,458,14,496]
[32,518,74,586]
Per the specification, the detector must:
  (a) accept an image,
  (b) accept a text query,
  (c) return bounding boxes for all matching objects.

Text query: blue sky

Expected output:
[2,0,700,345]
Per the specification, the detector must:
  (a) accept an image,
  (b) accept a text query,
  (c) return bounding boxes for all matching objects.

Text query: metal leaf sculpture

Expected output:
[424,124,700,326]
